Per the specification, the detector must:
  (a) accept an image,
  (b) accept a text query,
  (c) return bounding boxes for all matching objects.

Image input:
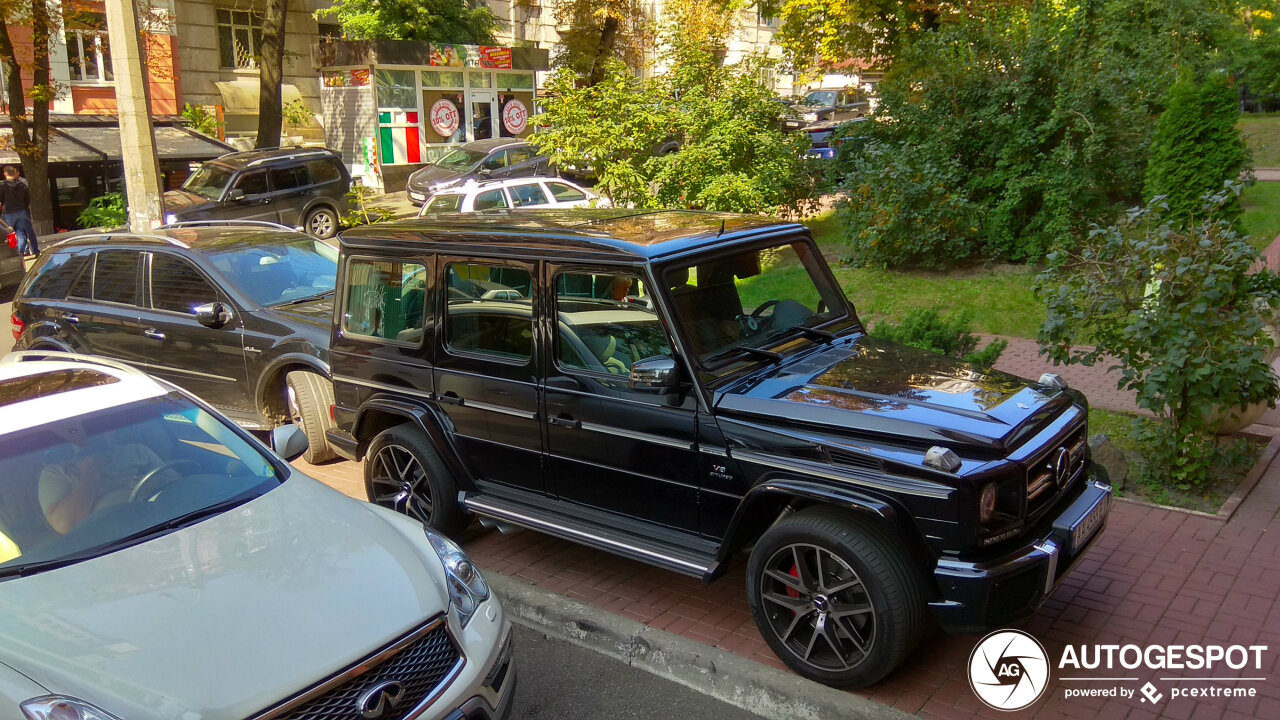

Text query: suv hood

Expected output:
[716,337,1068,453]
[0,478,449,720]
[162,189,216,215]
[264,294,335,332]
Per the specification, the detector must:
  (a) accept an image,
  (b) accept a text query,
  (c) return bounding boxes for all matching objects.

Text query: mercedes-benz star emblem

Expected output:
[357,680,407,719]
[1054,447,1071,487]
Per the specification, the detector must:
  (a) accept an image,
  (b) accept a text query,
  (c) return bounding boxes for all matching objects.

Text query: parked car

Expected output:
[324,210,1113,689]
[803,118,869,162]
[793,87,871,125]
[162,148,350,239]
[0,353,516,720]
[10,223,339,463]
[406,139,553,204]
[418,177,608,215]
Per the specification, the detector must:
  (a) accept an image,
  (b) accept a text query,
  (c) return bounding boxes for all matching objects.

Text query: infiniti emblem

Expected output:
[357,680,407,720]
[1053,447,1071,487]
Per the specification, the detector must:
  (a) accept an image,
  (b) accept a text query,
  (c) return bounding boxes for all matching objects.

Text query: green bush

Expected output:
[1143,74,1249,224]
[339,185,394,229]
[181,103,220,138]
[1036,184,1279,489]
[77,192,126,229]
[869,308,1008,369]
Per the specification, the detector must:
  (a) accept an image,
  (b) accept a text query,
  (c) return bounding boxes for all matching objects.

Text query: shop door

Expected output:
[470,90,497,141]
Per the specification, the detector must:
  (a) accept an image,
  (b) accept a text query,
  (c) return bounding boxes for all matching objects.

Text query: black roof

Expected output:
[338,209,804,261]
[207,147,340,169]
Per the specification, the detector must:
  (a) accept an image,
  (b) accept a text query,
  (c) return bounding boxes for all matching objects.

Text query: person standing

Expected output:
[0,166,38,257]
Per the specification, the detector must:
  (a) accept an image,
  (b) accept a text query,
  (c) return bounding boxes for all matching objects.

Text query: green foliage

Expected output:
[339,185,395,229]
[1240,180,1280,250]
[76,192,126,229]
[281,99,313,127]
[869,308,1007,369]
[1144,75,1249,224]
[551,0,653,80]
[314,0,497,43]
[182,103,220,137]
[1036,185,1280,489]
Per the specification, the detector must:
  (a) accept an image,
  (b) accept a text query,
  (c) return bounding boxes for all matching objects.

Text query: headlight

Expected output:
[163,213,177,225]
[431,178,460,192]
[802,112,819,122]
[979,483,998,524]
[427,530,489,627]
[22,696,121,720]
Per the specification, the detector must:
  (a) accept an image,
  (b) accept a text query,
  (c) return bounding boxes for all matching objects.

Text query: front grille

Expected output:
[262,618,462,720]
[1025,425,1087,518]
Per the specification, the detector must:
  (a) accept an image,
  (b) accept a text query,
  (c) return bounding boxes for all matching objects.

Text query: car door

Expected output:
[66,249,148,366]
[219,170,274,222]
[268,163,312,228]
[433,258,544,494]
[479,149,510,181]
[136,251,250,413]
[541,266,701,531]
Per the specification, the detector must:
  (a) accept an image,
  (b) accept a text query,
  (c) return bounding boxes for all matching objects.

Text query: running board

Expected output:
[461,490,720,580]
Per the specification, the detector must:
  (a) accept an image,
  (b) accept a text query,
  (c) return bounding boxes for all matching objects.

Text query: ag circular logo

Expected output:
[969,629,1050,711]
[430,98,459,137]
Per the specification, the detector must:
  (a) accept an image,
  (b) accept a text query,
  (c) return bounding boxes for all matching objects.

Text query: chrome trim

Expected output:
[732,450,953,499]
[464,498,709,574]
[466,399,538,419]
[578,421,694,450]
[1035,539,1060,595]
[700,446,729,457]
[249,616,464,720]
[333,374,435,401]
[131,361,238,383]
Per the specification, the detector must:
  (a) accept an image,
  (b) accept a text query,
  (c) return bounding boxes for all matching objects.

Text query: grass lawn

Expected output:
[1241,113,1280,168]
[1242,180,1280,250]
[801,210,1045,338]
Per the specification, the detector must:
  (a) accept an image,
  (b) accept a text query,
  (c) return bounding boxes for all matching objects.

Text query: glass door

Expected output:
[470,90,497,141]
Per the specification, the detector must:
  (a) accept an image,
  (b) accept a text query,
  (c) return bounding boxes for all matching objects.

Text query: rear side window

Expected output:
[341,258,428,344]
[473,189,508,211]
[92,250,141,305]
[546,182,587,203]
[509,184,548,207]
[270,165,309,191]
[445,262,532,361]
[22,252,90,299]
[307,159,343,184]
[151,255,219,314]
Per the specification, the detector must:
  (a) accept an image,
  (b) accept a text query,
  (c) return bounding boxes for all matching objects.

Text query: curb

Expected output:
[487,572,916,720]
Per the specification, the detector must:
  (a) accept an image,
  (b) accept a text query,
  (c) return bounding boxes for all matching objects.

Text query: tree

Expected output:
[0,1,57,235]
[256,0,288,148]
[314,0,497,43]
[553,0,653,84]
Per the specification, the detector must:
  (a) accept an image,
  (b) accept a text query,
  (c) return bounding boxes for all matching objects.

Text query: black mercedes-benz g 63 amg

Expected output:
[325,210,1112,688]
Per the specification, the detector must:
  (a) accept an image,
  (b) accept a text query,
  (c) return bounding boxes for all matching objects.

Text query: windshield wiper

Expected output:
[277,289,335,306]
[783,325,834,343]
[704,344,783,365]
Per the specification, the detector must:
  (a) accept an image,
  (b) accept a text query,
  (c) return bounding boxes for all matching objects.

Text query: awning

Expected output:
[0,127,103,163]
[0,123,233,165]
[215,80,303,115]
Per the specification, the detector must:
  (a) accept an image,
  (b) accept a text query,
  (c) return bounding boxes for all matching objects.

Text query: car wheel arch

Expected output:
[255,355,331,421]
[352,398,476,488]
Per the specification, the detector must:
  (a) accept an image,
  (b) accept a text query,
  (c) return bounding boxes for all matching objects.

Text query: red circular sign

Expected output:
[502,99,528,135]
[430,98,460,137]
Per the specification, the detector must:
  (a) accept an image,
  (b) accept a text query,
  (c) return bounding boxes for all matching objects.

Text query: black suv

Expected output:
[10,222,339,463]
[164,148,351,239]
[326,210,1112,688]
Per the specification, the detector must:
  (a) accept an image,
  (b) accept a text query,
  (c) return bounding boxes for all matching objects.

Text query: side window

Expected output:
[445,262,532,361]
[67,253,94,299]
[151,255,219,314]
[234,171,268,196]
[473,189,508,211]
[306,158,342,184]
[341,258,428,344]
[509,184,548,208]
[482,151,507,170]
[24,252,91,299]
[269,165,308,191]
[506,146,535,165]
[92,250,141,305]
[554,270,669,375]
[545,182,587,203]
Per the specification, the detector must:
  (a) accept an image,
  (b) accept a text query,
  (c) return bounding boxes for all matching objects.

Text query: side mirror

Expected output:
[272,424,310,462]
[228,189,246,201]
[194,301,232,329]
[629,356,680,393]
[478,168,493,178]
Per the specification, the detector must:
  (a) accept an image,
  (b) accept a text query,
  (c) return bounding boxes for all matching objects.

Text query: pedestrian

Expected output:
[0,165,38,257]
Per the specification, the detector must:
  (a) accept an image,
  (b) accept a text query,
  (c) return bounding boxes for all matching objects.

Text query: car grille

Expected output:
[257,617,462,720]
[1025,424,1088,518]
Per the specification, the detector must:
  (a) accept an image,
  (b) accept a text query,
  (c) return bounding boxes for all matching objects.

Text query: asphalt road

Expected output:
[511,624,766,720]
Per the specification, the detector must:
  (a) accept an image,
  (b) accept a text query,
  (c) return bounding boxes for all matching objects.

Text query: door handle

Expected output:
[548,415,580,430]
[438,392,464,406]
[143,328,166,341]
[62,313,78,325]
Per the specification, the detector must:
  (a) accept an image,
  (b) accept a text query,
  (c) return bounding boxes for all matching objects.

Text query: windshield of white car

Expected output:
[0,394,282,578]
[434,148,487,170]
[663,240,848,365]
[803,91,837,106]
[209,236,339,307]
[182,165,233,200]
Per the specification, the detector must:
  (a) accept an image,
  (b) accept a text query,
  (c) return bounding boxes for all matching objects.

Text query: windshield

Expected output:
[182,165,234,200]
[209,236,339,307]
[421,192,465,215]
[434,148,487,171]
[803,91,838,106]
[0,394,281,577]
[664,240,847,363]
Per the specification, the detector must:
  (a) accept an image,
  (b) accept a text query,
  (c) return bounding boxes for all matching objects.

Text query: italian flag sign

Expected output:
[378,111,421,165]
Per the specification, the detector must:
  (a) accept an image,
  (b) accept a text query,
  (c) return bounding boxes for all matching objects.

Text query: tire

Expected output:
[305,206,338,239]
[285,370,337,464]
[364,424,469,537]
[746,507,926,688]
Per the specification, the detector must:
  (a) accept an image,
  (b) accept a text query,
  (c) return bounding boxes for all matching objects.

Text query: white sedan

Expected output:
[0,353,516,720]
[418,177,608,216]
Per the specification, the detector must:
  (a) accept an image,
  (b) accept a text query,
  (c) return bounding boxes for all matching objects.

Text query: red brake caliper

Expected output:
[787,563,801,599]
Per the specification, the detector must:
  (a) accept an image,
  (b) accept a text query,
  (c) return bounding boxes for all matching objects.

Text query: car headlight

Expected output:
[802,112,819,122]
[163,213,177,225]
[22,696,121,720]
[427,530,489,627]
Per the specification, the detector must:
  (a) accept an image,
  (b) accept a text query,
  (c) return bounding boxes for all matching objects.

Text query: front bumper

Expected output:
[408,189,427,203]
[929,474,1112,633]
[426,602,517,720]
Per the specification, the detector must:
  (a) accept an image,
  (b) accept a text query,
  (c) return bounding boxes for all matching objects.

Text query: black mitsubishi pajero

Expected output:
[325,210,1112,688]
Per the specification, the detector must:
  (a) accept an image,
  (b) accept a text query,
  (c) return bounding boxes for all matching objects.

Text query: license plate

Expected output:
[1069,493,1110,553]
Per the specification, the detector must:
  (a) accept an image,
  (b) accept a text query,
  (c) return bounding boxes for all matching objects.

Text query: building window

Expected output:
[66,13,113,83]
[756,2,780,28]
[217,8,263,69]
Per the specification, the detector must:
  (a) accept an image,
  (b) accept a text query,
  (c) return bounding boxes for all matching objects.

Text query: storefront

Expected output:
[313,40,549,191]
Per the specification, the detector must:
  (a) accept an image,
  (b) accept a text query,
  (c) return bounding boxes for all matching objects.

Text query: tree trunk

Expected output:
[0,5,55,235]
[587,17,620,86]
[256,0,289,148]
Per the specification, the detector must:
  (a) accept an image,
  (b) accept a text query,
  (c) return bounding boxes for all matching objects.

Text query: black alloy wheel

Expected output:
[364,425,467,536]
